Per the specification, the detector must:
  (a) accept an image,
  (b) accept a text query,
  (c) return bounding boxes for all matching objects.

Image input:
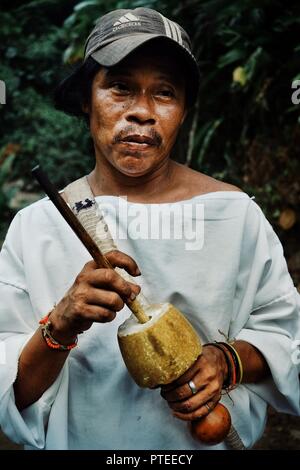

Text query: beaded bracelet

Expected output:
[216,342,243,385]
[217,343,237,387]
[39,314,78,351]
[219,342,243,384]
[230,344,243,384]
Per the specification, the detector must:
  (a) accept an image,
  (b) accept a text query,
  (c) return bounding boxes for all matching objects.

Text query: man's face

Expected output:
[87,45,186,177]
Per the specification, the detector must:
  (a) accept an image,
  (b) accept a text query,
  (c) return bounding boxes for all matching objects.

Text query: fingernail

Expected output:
[135,268,141,276]
[130,292,136,301]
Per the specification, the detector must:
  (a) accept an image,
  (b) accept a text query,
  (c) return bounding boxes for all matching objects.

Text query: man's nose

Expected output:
[125,94,155,125]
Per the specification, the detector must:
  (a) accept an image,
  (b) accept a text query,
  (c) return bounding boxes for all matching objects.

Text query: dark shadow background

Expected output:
[0,0,299,450]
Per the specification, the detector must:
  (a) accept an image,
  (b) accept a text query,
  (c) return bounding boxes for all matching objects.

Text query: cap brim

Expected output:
[90,34,199,104]
[90,33,163,66]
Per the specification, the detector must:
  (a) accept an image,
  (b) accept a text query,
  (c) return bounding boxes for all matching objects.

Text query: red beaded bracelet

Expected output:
[39,314,78,351]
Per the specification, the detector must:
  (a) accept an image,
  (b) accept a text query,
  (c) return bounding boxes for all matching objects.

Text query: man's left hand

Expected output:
[160,345,228,421]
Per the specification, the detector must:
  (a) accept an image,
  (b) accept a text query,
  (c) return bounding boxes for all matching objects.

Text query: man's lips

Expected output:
[119,134,156,146]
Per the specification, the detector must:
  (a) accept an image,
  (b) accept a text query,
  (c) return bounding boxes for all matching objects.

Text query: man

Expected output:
[0,7,299,450]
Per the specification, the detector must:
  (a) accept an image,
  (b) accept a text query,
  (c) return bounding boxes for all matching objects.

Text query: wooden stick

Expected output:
[32,166,149,324]
[32,166,111,269]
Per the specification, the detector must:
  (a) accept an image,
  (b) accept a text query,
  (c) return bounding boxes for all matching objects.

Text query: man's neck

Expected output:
[88,157,179,203]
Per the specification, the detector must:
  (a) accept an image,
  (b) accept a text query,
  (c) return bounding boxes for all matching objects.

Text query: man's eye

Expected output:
[157,89,175,98]
[112,82,130,93]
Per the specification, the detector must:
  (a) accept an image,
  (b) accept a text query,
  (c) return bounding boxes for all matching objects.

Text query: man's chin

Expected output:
[114,155,154,177]
[117,166,150,177]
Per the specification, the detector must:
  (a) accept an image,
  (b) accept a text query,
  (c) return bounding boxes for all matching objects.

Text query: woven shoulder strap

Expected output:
[64,176,117,254]
[63,175,149,309]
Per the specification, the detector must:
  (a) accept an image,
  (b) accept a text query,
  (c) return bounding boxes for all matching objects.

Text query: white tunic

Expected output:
[0,191,299,450]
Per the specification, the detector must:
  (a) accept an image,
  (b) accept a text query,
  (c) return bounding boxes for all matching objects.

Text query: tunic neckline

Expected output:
[95,190,250,206]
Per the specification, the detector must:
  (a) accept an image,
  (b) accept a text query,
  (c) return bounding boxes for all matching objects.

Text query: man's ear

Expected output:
[180,109,188,125]
[82,102,90,114]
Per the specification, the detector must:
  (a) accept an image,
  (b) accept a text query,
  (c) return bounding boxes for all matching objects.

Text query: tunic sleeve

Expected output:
[231,200,300,414]
[0,211,69,449]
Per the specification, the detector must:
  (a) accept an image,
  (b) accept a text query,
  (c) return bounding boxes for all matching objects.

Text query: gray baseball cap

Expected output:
[54,8,200,116]
[84,7,199,101]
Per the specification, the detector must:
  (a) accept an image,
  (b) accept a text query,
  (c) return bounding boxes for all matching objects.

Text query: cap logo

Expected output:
[113,13,141,31]
[157,13,183,46]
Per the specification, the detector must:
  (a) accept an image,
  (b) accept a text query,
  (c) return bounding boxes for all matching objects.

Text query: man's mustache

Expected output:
[113,126,162,147]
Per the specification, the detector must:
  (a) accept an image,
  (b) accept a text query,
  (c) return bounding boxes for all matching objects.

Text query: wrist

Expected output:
[204,344,229,385]
[47,323,77,345]
[207,342,243,387]
[41,307,78,346]
[39,315,78,352]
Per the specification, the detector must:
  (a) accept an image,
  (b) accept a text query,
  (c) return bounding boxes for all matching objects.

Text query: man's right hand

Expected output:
[14,249,141,411]
[49,250,141,343]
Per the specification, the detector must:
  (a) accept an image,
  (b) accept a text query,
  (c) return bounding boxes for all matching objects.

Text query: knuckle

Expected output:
[212,380,221,394]
[122,281,131,295]
[103,269,116,283]
[116,298,125,311]
[75,272,86,285]
[85,260,96,269]
[177,388,187,401]
[174,400,192,412]
[107,292,120,307]
[73,301,85,317]
[101,309,116,322]
[206,369,215,381]
[182,400,193,411]
[133,284,141,295]
[208,379,219,393]
[73,289,87,305]
[106,249,119,260]
[194,409,207,419]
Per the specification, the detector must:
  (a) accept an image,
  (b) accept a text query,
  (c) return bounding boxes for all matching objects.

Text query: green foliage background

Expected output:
[0,0,299,284]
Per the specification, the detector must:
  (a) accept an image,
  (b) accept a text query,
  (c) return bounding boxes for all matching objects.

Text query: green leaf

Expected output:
[74,1,101,12]
[218,48,247,68]
[0,154,15,186]
[197,119,223,166]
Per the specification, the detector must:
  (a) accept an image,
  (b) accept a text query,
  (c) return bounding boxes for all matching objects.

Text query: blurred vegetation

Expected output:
[0,0,299,284]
